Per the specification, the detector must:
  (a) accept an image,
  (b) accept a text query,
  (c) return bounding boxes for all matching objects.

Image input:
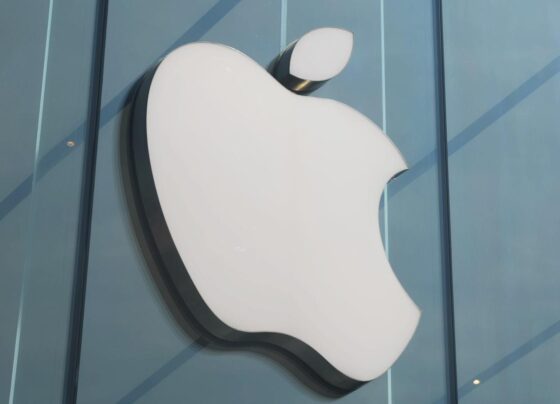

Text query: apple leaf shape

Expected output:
[271,27,354,94]
[131,42,420,393]
[289,27,353,82]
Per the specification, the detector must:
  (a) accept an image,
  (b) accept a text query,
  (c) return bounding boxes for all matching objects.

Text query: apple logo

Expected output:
[131,27,420,392]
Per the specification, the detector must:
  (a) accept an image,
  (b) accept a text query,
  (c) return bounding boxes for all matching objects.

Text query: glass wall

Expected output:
[442,1,560,403]
[3,0,558,403]
[0,0,100,402]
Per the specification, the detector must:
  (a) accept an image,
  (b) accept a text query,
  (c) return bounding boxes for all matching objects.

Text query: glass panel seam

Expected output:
[63,0,110,402]
[433,0,459,403]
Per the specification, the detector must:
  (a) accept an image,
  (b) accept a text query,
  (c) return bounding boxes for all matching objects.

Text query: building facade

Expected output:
[1,0,559,403]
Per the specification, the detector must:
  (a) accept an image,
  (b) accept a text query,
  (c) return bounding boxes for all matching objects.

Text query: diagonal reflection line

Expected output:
[116,341,206,404]
[457,320,560,398]
[390,55,560,197]
[431,320,560,404]
[0,0,242,221]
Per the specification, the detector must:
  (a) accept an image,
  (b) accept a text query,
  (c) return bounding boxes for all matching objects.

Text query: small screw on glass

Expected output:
[472,379,481,385]
[66,140,76,148]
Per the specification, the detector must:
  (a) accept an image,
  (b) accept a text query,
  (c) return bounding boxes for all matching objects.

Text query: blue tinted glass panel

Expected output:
[443,1,560,403]
[0,1,50,400]
[0,0,100,402]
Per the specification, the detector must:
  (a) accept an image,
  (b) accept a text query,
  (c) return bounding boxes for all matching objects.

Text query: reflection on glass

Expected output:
[443,1,560,403]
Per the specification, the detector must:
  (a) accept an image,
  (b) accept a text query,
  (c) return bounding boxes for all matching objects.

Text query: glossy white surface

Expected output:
[146,43,420,382]
[289,27,353,81]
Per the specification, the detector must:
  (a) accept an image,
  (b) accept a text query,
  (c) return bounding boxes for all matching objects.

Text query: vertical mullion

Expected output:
[433,0,459,403]
[63,0,109,402]
[379,0,393,403]
[280,0,287,49]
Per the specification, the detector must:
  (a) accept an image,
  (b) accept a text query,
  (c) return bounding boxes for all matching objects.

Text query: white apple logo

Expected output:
[131,28,420,392]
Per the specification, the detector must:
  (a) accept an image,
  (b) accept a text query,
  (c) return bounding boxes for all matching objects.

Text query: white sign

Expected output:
[132,28,420,392]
